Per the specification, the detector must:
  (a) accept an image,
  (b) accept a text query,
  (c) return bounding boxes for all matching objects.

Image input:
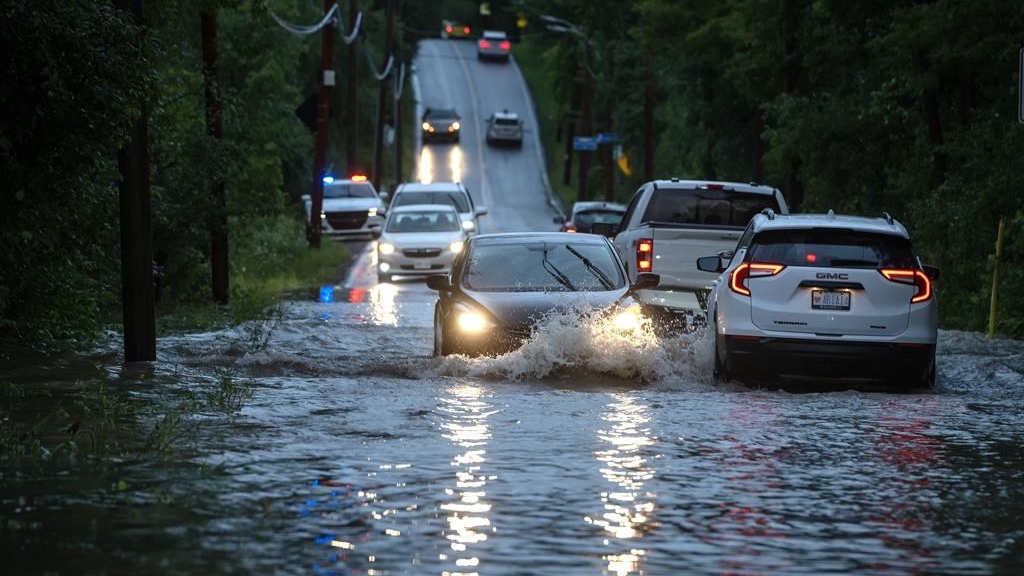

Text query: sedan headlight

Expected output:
[454,302,495,334]
[461,220,475,231]
[422,122,433,132]
[378,242,395,255]
[451,121,461,131]
[449,241,464,253]
[611,305,643,332]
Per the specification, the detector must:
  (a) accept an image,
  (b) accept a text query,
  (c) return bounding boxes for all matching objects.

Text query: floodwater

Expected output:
[2,256,1023,576]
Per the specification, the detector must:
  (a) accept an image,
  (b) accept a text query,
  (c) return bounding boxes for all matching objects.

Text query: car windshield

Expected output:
[386,210,460,233]
[462,241,626,292]
[494,117,519,126]
[392,191,471,213]
[747,229,918,269]
[573,209,625,227]
[641,189,781,226]
[323,182,377,199]
[425,109,458,120]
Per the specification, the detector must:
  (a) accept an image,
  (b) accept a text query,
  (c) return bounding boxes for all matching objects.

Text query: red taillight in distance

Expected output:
[879,269,933,303]
[636,238,654,272]
[728,262,785,296]
[478,39,491,49]
[499,41,511,51]
[463,26,471,35]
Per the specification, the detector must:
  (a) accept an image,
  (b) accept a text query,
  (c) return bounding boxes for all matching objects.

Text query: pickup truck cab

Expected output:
[611,178,789,323]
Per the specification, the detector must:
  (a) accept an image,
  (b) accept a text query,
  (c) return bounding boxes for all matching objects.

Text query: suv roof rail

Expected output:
[760,207,776,220]
[881,211,894,225]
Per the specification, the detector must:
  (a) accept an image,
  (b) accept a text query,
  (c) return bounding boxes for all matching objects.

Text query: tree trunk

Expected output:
[202,10,229,300]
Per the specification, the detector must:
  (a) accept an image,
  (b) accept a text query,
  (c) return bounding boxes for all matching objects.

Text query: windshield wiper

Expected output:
[542,246,577,291]
[565,245,614,290]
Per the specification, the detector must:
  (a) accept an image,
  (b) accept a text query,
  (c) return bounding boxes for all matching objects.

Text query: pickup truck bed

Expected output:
[611,179,789,321]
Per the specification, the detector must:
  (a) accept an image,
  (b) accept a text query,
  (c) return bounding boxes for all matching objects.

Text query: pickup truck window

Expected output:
[640,189,781,227]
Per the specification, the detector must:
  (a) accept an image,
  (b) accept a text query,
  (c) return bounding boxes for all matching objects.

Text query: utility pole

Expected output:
[115,0,156,362]
[643,54,656,181]
[393,61,403,186]
[577,42,593,201]
[563,82,580,187]
[309,0,336,248]
[345,0,359,174]
[202,9,228,303]
[372,0,394,191]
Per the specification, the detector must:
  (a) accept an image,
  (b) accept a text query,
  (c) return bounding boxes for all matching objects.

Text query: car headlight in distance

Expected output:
[367,207,378,217]
[449,241,464,253]
[378,242,395,255]
[451,121,461,131]
[422,122,433,132]
[612,305,643,332]
[461,220,475,231]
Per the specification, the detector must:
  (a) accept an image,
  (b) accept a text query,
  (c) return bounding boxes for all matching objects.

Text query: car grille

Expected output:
[325,210,368,230]
[399,263,446,271]
[402,248,442,258]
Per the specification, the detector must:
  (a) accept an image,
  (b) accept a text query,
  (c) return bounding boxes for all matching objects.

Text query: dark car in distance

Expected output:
[421,107,461,144]
[427,232,659,356]
[555,201,627,234]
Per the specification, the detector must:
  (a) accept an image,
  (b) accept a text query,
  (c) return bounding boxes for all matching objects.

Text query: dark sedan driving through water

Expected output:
[427,232,659,356]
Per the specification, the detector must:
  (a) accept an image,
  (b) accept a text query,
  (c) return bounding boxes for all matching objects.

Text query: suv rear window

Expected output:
[392,190,470,213]
[641,189,780,227]
[747,229,918,269]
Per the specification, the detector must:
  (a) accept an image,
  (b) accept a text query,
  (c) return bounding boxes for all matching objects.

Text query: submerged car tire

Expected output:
[712,319,730,384]
[433,305,457,356]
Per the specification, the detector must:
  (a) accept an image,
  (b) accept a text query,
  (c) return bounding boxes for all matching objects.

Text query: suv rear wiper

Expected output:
[565,245,614,290]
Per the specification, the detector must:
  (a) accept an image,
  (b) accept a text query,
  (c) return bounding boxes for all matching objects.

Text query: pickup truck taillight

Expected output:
[636,238,654,272]
[879,269,933,303]
[729,262,785,296]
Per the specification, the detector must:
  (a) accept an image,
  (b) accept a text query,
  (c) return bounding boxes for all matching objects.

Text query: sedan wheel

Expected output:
[433,305,456,356]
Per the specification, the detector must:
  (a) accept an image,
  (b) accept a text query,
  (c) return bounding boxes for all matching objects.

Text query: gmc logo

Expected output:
[816,272,849,280]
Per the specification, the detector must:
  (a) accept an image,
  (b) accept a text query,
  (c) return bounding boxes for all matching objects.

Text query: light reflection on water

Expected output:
[593,394,657,575]
[438,384,496,576]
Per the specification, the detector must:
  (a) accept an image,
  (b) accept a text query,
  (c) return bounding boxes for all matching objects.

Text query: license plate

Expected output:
[413,262,432,270]
[812,289,850,310]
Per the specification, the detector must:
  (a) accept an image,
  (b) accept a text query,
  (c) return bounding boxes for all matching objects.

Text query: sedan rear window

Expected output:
[494,117,519,126]
[747,229,918,269]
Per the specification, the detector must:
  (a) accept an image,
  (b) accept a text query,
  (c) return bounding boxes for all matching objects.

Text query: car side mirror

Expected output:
[590,222,616,237]
[426,274,452,291]
[379,191,389,201]
[475,207,488,216]
[923,265,940,281]
[632,272,660,291]
[697,256,726,273]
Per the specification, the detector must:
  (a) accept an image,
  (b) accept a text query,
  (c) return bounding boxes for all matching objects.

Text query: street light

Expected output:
[541,14,594,201]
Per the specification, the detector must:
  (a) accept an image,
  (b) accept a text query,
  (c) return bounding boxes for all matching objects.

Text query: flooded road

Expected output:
[4,38,1024,576]
[3,245,1024,576]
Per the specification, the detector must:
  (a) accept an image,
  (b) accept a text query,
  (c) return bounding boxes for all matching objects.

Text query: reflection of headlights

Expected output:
[449,241,464,253]
[461,220,475,231]
[378,243,395,255]
[612,306,643,332]
[451,121,461,131]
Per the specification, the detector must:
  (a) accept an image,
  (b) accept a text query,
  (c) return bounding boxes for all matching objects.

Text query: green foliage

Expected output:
[0,1,139,343]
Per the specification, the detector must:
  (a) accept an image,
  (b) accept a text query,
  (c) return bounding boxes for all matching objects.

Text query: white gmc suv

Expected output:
[697,209,940,389]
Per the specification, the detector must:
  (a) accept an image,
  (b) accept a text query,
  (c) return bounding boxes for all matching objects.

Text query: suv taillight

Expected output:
[879,269,932,303]
[729,262,785,296]
[636,238,654,272]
